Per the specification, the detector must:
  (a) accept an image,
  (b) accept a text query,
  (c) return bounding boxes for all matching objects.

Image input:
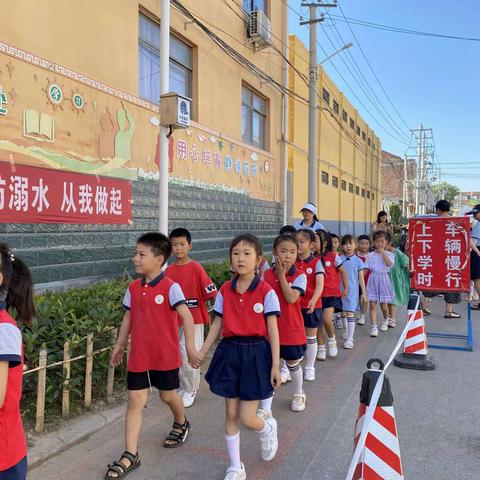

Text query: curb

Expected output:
[28,402,125,468]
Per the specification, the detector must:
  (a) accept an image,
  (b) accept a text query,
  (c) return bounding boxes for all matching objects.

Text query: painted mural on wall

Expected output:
[0,45,275,221]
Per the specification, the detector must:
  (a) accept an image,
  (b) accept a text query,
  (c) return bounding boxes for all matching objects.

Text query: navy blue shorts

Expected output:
[302,308,323,328]
[205,336,273,401]
[280,344,306,361]
[322,296,343,310]
[0,456,27,480]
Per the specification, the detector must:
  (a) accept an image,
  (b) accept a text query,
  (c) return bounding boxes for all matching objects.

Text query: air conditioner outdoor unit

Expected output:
[248,9,271,50]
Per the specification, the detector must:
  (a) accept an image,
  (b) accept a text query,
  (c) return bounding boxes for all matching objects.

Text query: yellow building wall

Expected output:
[288,35,381,231]
[1,1,286,202]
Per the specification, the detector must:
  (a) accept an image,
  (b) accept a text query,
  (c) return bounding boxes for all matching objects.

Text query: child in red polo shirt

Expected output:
[0,244,35,480]
[262,234,308,413]
[316,229,348,361]
[105,233,201,480]
[200,234,281,480]
[295,229,325,381]
[167,228,217,408]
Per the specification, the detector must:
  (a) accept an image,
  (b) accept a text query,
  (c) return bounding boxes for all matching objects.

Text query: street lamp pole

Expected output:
[158,0,170,234]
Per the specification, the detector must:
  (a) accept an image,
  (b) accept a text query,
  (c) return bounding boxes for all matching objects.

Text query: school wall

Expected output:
[288,35,381,234]
[0,1,286,287]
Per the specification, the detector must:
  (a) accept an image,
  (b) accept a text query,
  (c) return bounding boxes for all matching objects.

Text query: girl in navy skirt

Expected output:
[0,244,35,480]
[200,234,281,480]
[294,229,325,381]
[316,230,348,361]
[262,234,308,412]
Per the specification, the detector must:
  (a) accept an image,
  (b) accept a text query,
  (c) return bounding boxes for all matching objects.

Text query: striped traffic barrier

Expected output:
[393,293,436,371]
[353,359,404,480]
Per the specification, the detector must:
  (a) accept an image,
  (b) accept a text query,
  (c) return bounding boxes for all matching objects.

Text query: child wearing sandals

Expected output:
[262,234,308,412]
[105,233,201,479]
[295,229,325,381]
[200,234,281,480]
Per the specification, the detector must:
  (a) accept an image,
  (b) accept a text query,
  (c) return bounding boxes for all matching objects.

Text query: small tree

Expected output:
[389,203,402,226]
[432,182,460,203]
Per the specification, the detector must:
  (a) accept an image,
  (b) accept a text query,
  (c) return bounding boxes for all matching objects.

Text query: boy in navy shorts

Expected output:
[167,228,217,408]
[105,233,201,480]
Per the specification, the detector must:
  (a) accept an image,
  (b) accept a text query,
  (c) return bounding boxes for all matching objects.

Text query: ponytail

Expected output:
[0,243,35,324]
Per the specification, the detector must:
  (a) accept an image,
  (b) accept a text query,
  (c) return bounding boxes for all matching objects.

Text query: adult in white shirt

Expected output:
[467,204,480,309]
[294,202,325,232]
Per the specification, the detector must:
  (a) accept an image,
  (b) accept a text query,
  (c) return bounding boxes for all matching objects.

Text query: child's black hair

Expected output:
[0,243,35,324]
[330,233,340,241]
[229,234,262,259]
[341,234,355,246]
[385,232,392,243]
[273,234,298,251]
[137,232,172,264]
[357,234,371,243]
[316,229,332,256]
[169,227,192,244]
[296,228,315,243]
[279,224,297,236]
[372,231,387,242]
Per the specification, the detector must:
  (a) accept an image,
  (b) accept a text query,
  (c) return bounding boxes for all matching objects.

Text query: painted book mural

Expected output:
[0,44,275,224]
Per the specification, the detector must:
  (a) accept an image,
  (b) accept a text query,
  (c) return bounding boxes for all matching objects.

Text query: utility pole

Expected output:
[403,154,408,217]
[158,0,170,234]
[300,1,337,206]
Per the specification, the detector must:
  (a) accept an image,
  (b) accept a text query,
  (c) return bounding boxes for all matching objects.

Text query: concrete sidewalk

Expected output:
[28,298,480,479]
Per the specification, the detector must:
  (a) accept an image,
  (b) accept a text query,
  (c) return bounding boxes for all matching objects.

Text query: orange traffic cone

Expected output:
[353,359,404,480]
[394,293,435,370]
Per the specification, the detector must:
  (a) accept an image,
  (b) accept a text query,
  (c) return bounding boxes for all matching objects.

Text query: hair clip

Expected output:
[9,252,14,262]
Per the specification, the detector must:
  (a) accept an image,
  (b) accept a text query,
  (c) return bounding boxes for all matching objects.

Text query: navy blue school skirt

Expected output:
[0,457,27,480]
[280,344,306,361]
[301,308,323,328]
[205,336,273,401]
[322,296,343,310]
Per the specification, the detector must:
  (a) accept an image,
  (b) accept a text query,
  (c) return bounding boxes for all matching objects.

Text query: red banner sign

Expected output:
[0,162,132,224]
[409,216,470,292]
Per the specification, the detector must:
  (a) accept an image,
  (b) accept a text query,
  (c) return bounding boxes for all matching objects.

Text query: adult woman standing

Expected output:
[467,204,480,309]
[294,203,325,231]
[371,211,392,238]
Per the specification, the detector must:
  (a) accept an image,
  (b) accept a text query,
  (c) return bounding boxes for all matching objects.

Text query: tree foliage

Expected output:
[432,182,460,203]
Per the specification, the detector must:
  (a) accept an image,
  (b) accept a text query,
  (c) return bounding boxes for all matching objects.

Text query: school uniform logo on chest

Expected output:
[253,303,264,313]
[325,261,331,267]
[154,294,165,305]
[306,267,313,274]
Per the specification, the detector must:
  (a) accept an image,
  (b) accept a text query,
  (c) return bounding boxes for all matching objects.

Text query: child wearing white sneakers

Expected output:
[366,231,395,337]
[339,235,367,349]
[355,235,371,325]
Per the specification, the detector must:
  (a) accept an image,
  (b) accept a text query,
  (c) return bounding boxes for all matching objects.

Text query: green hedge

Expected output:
[20,260,232,423]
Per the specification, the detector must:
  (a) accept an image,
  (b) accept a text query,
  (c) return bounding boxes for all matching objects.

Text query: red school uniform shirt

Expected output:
[213,276,280,337]
[295,255,325,309]
[0,307,27,471]
[123,273,186,372]
[263,266,307,346]
[356,253,370,284]
[166,260,217,325]
[321,251,343,298]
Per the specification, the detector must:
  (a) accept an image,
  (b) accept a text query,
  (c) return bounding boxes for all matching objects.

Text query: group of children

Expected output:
[103,222,410,480]
[0,221,410,480]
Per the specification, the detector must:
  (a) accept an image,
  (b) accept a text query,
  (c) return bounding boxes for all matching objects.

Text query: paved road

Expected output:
[28,298,480,479]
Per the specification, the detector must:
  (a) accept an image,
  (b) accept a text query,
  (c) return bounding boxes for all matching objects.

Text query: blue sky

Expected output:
[288,0,480,191]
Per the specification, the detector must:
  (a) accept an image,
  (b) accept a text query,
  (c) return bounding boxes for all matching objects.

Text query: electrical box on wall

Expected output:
[160,92,191,128]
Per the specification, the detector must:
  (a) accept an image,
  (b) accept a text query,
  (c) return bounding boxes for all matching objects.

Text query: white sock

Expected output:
[327,334,336,342]
[257,418,272,436]
[261,395,273,412]
[225,432,241,469]
[346,316,355,340]
[306,336,317,369]
[287,363,303,395]
[280,359,288,375]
